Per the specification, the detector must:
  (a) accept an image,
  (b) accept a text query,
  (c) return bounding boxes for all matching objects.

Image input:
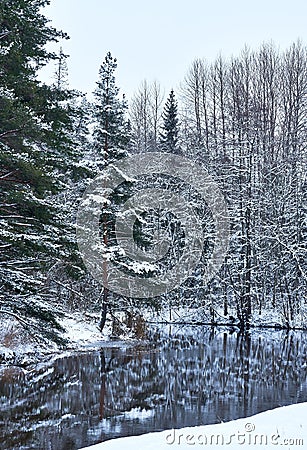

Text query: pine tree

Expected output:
[91,52,131,331]
[93,52,130,166]
[0,0,75,344]
[160,89,180,154]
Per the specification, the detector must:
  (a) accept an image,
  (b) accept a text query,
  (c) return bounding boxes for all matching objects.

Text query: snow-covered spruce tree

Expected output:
[93,52,130,166]
[91,52,131,331]
[160,89,180,154]
[0,0,79,344]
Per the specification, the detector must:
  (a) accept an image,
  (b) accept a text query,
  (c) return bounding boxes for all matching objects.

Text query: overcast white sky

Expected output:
[40,0,307,100]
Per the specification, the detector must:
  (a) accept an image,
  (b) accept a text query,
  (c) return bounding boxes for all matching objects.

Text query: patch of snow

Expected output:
[79,402,307,450]
[61,413,76,420]
[59,313,109,349]
[122,407,154,421]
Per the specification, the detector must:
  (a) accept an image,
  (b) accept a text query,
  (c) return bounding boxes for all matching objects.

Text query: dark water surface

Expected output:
[0,326,307,450]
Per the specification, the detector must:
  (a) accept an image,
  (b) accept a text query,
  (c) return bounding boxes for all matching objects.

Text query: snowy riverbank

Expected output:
[1,305,307,367]
[80,402,306,450]
[0,312,109,366]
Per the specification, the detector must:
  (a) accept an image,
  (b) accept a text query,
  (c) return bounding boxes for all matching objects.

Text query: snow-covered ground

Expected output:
[0,312,110,366]
[80,402,306,450]
[59,312,110,348]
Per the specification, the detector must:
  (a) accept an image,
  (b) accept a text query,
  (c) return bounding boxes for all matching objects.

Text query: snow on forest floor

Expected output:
[0,312,110,366]
[80,402,306,450]
[59,312,110,348]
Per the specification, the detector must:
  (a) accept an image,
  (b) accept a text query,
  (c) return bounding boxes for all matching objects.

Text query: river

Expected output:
[0,326,306,450]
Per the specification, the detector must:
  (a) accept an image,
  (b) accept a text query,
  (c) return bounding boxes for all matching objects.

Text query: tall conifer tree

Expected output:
[160,90,180,154]
[0,0,75,343]
[93,52,130,165]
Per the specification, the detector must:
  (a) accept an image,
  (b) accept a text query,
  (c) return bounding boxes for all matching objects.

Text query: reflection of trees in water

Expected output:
[0,329,307,449]
[100,329,306,426]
